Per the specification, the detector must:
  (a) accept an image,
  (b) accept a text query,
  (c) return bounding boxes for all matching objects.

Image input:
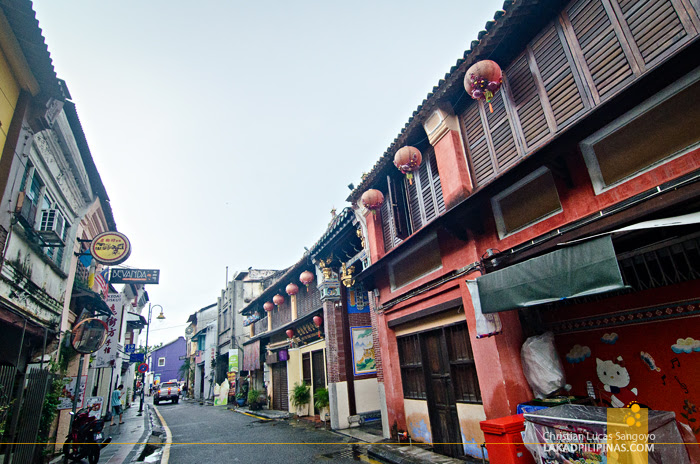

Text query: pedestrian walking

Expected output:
[110,384,124,425]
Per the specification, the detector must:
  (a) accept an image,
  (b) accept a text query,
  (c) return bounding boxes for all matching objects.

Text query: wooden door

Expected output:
[272,363,288,411]
[311,350,326,413]
[422,329,463,458]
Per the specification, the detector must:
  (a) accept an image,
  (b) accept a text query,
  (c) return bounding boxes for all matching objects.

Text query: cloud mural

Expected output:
[566,345,591,364]
[601,333,619,344]
[671,337,700,354]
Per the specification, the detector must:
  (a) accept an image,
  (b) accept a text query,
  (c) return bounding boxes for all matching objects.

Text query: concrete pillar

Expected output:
[423,105,474,209]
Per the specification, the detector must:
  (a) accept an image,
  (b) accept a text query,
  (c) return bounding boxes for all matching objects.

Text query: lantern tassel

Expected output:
[407,172,413,185]
[489,102,494,113]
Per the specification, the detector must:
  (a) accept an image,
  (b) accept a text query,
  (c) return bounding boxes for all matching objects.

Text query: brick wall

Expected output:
[368,293,383,383]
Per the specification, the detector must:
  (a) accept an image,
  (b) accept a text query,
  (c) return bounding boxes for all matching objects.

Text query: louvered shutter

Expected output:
[406,149,445,229]
[429,150,446,215]
[612,0,697,69]
[417,157,436,223]
[530,23,590,130]
[485,89,522,170]
[461,103,495,186]
[564,0,637,102]
[407,173,422,232]
[506,54,551,150]
[380,190,396,252]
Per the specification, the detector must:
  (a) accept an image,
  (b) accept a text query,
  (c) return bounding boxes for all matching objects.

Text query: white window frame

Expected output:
[581,68,700,195]
[158,357,166,367]
[491,166,562,239]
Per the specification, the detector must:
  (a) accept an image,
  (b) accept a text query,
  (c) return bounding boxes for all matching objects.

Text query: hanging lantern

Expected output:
[394,146,422,185]
[313,315,323,338]
[300,270,314,291]
[463,60,503,113]
[263,301,274,312]
[285,283,299,296]
[286,329,295,339]
[273,294,285,307]
[360,189,384,216]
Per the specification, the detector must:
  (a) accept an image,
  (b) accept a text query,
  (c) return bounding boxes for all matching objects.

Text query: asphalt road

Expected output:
[154,399,382,464]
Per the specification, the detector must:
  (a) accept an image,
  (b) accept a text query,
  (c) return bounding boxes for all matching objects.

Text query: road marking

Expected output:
[152,405,172,464]
[234,410,272,421]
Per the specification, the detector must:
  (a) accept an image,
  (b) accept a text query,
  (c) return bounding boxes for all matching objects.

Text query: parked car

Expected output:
[154,382,180,405]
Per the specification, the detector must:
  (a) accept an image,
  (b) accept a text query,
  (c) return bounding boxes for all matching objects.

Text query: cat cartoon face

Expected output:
[596,358,630,388]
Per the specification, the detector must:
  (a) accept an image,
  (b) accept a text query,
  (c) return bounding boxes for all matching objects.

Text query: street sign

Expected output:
[125,344,136,353]
[130,353,145,363]
[137,363,149,373]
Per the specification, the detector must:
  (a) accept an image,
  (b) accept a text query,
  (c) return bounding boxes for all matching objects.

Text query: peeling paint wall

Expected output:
[457,402,488,460]
[404,399,432,443]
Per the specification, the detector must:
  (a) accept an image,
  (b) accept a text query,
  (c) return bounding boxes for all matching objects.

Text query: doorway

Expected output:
[271,362,288,411]
[311,350,326,413]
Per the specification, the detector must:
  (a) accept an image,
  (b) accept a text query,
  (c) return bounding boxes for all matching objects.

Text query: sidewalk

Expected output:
[49,404,151,464]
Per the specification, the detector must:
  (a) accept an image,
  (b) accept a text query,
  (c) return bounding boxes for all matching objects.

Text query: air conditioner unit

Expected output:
[15,192,38,228]
[38,209,66,246]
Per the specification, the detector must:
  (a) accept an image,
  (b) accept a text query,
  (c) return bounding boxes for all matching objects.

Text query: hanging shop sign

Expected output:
[228,349,239,372]
[295,319,324,346]
[90,231,132,265]
[109,268,160,284]
[70,318,108,354]
[93,294,125,368]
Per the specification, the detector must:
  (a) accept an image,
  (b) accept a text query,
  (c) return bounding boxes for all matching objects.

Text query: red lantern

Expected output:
[273,294,284,307]
[313,315,323,327]
[263,301,274,312]
[285,283,299,296]
[300,270,314,291]
[360,189,384,216]
[463,60,503,113]
[394,146,422,185]
[286,329,295,339]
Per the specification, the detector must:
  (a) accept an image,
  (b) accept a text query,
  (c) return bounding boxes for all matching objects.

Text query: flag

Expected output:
[95,269,109,300]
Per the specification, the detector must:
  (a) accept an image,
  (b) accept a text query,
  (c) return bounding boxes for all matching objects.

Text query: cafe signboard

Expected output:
[109,268,160,285]
[90,231,131,265]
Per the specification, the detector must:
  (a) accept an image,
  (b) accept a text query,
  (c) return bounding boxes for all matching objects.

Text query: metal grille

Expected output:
[618,232,700,290]
[10,368,54,463]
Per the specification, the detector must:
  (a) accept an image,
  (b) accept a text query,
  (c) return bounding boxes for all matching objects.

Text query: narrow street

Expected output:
[155,399,382,464]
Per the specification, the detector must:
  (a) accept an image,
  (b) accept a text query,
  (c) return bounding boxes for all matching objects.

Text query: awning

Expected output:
[126,312,147,329]
[476,236,626,313]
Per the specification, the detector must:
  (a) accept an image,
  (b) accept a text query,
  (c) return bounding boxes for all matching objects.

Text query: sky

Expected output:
[32,0,505,347]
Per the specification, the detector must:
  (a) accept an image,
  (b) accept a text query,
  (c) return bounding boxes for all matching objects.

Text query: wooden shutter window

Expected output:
[380,192,396,252]
[506,54,551,149]
[461,103,495,185]
[531,23,590,129]
[613,0,696,68]
[565,0,636,102]
[406,149,446,231]
[389,176,410,240]
[485,90,521,170]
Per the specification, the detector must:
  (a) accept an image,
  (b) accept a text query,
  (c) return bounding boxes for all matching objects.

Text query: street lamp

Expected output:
[137,303,165,416]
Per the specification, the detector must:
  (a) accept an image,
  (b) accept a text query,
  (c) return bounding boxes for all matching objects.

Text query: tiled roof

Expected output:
[347,0,551,202]
[0,0,65,100]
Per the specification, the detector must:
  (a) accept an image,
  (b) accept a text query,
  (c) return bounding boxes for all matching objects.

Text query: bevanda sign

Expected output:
[90,231,131,265]
[109,268,160,285]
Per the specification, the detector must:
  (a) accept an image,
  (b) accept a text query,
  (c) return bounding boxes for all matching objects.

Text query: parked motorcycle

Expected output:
[63,407,112,463]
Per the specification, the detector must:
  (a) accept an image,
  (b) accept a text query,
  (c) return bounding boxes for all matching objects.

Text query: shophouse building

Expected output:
[350,0,700,459]
[215,269,278,384]
[190,303,217,400]
[149,336,186,389]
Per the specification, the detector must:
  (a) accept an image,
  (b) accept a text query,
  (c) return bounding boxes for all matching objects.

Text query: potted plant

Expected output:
[236,391,246,407]
[314,387,330,427]
[290,382,310,418]
[248,389,261,410]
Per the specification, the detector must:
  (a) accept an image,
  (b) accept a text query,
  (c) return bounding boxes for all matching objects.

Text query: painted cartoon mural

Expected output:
[548,298,700,441]
[596,356,638,408]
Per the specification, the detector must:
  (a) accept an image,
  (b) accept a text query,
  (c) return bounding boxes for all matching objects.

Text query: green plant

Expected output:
[290,382,310,412]
[247,389,260,404]
[236,391,246,400]
[38,377,62,456]
[314,387,329,411]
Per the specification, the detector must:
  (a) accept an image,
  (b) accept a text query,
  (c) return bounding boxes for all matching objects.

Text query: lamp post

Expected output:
[137,303,165,416]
